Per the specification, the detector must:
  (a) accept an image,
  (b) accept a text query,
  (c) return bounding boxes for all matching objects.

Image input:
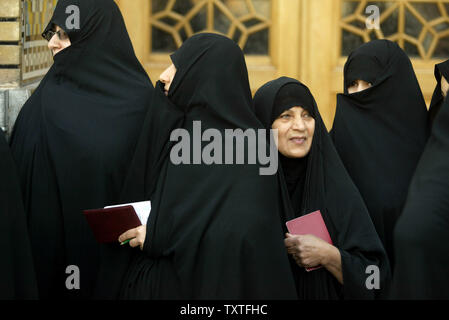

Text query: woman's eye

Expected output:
[303,113,310,118]
[349,81,357,87]
[280,114,290,119]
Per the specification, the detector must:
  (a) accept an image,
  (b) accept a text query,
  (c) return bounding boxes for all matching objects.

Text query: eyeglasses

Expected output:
[42,29,69,42]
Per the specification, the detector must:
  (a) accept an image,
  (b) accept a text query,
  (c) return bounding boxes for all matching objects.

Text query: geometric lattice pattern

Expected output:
[151,0,271,54]
[341,0,449,60]
[21,0,57,82]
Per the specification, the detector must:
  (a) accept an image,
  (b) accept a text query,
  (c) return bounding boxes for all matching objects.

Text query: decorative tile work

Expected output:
[151,0,271,54]
[341,0,449,59]
[21,0,57,82]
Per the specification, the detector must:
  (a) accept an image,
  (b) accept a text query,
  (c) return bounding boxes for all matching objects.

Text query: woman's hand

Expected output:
[284,233,330,268]
[284,233,343,284]
[118,225,146,250]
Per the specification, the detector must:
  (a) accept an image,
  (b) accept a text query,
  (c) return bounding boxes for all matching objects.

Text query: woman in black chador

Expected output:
[9,0,153,299]
[428,59,449,126]
[253,77,390,300]
[391,89,449,300]
[1,131,38,299]
[115,33,298,300]
[330,40,429,269]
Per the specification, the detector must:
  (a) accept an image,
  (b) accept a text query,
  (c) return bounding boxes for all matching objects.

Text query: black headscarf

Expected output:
[428,59,449,125]
[391,96,449,299]
[331,40,429,269]
[254,77,390,300]
[9,0,153,299]
[118,33,298,300]
[0,131,38,299]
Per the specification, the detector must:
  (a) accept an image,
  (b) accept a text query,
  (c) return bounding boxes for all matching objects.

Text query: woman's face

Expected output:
[159,64,177,96]
[347,79,372,94]
[441,76,449,98]
[272,106,315,158]
[47,25,71,56]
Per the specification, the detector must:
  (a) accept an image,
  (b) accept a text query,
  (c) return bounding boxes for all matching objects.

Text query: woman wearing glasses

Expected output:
[43,25,71,56]
[9,0,153,299]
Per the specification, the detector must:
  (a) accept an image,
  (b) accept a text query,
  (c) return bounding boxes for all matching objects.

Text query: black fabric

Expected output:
[428,59,449,126]
[93,81,184,300]
[330,40,429,270]
[118,33,298,300]
[391,96,449,299]
[0,132,38,299]
[9,0,153,299]
[253,77,390,300]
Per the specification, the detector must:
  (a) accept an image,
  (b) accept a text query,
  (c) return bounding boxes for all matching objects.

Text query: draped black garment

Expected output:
[391,95,449,299]
[330,40,429,269]
[254,77,390,300]
[9,0,153,299]
[117,33,298,300]
[428,59,449,126]
[0,131,38,299]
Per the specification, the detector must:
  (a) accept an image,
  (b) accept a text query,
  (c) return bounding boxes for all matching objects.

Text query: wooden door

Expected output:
[116,0,449,129]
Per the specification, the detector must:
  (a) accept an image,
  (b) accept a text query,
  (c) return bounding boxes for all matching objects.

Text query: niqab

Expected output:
[331,40,429,268]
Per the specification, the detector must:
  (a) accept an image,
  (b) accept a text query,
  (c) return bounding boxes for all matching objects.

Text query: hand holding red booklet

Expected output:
[286,210,333,272]
[83,201,151,243]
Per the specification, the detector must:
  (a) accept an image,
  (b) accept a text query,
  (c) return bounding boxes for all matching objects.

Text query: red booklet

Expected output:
[286,210,333,272]
[83,206,142,243]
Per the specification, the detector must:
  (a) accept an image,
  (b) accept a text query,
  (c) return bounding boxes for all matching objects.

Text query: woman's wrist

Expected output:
[320,242,337,267]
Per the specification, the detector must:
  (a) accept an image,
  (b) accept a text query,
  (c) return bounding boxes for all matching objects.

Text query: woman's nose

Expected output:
[291,118,306,131]
[159,71,169,83]
[47,35,60,51]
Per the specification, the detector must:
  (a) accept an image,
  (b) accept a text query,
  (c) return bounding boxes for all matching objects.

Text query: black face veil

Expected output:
[254,77,390,300]
[9,0,153,299]
[428,59,449,125]
[331,40,429,268]
[118,33,298,300]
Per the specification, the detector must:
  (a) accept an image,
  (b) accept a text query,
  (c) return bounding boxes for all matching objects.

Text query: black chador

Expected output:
[392,94,449,299]
[331,40,429,269]
[116,33,298,300]
[254,77,390,300]
[428,59,449,126]
[9,0,153,299]
[1,132,38,299]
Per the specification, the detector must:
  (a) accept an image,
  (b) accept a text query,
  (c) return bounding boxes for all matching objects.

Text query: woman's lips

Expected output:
[290,137,306,145]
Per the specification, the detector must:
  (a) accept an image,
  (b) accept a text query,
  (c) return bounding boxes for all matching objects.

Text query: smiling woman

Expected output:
[272,106,315,159]
[254,77,390,300]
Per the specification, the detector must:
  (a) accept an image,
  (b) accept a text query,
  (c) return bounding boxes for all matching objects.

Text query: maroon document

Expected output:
[286,210,333,272]
[83,206,142,243]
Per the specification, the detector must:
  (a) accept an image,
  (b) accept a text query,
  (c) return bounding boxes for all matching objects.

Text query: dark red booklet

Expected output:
[83,206,142,243]
[286,210,333,272]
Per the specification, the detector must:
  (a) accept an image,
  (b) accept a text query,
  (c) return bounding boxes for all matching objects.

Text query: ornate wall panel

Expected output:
[341,0,449,60]
[150,0,271,54]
